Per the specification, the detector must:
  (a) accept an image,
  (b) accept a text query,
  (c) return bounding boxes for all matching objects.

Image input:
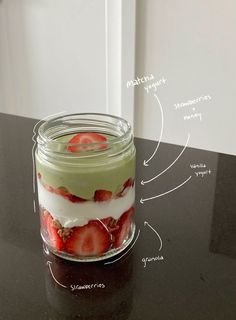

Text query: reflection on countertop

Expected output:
[44,246,134,319]
[1,113,236,320]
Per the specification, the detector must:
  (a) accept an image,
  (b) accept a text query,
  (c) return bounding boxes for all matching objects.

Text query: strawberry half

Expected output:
[67,132,107,152]
[94,190,112,202]
[65,221,111,257]
[112,207,134,248]
[46,215,64,251]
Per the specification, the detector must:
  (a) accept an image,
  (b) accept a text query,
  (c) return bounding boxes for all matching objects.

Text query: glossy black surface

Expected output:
[0,112,236,319]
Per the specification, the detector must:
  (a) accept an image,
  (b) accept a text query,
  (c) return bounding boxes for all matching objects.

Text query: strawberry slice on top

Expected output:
[67,132,107,152]
[65,221,111,256]
[113,207,134,248]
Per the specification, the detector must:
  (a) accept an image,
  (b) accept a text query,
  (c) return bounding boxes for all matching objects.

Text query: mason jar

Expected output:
[35,113,136,262]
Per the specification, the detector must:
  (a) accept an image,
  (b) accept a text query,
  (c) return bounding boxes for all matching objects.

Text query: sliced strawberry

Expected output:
[94,190,112,202]
[113,207,134,248]
[43,183,54,193]
[64,194,87,203]
[97,217,119,233]
[123,178,134,189]
[40,209,50,230]
[37,172,42,179]
[65,221,111,257]
[53,187,86,203]
[54,186,69,196]
[116,178,135,198]
[67,132,107,152]
[101,217,113,226]
[116,190,124,198]
[46,215,64,251]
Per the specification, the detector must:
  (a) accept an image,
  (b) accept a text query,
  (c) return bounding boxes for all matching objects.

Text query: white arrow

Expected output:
[143,94,164,166]
[144,221,162,251]
[47,261,67,289]
[141,133,190,185]
[140,175,192,204]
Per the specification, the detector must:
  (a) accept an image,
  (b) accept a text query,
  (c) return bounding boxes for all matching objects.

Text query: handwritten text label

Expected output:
[127,74,154,88]
[184,112,202,122]
[174,95,212,110]
[142,256,164,268]
[190,163,211,178]
[144,77,167,93]
[70,283,105,291]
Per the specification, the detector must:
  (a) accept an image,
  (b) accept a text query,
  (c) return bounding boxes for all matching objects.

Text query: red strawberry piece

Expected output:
[40,209,50,230]
[123,178,134,189]
[94,190,112,202]
[109,224,120,233]
[44,183,54,193]
[65,221,111,257]
[37,172,42,179]
[64,194,87,203]
[67,132,107,152]
[116,178,135,198]
[101,217,113,226]
[96,217,119,233]
[53,187,86,202]
[113,207,134,248]
[116,191,124,198]
[46,215,64,251]
[54,186,69,196]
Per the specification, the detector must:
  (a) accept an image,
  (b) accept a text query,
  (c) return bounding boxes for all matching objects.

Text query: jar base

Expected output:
[42,223,136,262]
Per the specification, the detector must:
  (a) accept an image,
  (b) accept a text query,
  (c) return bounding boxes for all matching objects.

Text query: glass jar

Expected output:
[35,113,136,262]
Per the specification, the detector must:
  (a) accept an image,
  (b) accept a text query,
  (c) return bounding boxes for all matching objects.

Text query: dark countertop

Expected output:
[0,112,236,320]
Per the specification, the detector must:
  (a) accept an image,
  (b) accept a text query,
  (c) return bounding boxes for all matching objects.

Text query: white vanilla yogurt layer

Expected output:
[37,180,135,228]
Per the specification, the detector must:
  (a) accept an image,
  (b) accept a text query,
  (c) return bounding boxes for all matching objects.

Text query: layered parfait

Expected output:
[36,129,135,261]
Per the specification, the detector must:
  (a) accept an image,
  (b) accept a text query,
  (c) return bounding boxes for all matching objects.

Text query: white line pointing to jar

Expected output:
[104,229,140,265]
[140,175,192,204]
[47,261,67,289]
[143,93,164,167]
[144,221,162,251]
[141,133,191,185]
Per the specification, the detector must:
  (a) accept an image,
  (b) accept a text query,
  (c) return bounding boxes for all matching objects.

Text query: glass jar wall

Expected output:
[35,113,136,262]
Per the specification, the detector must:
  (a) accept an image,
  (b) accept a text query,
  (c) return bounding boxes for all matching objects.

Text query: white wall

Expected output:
[0,0,107,119]
[135,0,236,156]
[2,0,234,156]
[0,0,136,126]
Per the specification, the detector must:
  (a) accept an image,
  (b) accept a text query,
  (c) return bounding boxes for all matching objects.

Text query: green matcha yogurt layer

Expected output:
[36,133,136,199]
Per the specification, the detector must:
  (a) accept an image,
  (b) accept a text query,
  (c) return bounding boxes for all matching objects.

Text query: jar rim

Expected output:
[37,113,133,159]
